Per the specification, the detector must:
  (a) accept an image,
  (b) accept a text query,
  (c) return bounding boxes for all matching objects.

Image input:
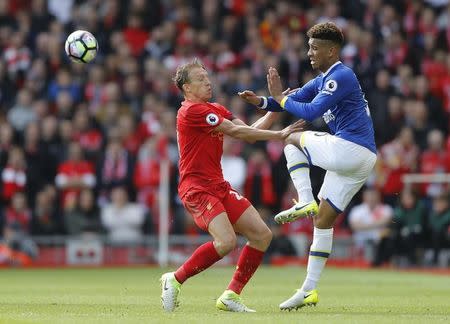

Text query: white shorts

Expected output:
[299,131,377,212]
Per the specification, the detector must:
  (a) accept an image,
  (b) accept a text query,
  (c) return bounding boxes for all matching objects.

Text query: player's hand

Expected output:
[267,67,284,102]
[285,87,299,95]
[279,119,306,139]
[238,90,261,106]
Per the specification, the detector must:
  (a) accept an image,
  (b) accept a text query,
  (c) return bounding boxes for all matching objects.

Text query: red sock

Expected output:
[227,245,264,294]
[174,241,222,284]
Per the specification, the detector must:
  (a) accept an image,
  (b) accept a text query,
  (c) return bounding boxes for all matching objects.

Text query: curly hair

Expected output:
[173,58,205,92]
[307,22,344,46]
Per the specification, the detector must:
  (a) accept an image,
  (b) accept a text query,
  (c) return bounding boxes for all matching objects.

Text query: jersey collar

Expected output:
[322,61,342,78]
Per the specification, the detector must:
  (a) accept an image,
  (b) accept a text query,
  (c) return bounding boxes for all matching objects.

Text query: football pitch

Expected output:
[0,266,448,324]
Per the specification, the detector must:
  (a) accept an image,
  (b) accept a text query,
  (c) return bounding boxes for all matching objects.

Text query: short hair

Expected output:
[307,22,344,47]
[173,58,205,92]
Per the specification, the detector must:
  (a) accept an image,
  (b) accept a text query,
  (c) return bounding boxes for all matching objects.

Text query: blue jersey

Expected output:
[264,61,376,153]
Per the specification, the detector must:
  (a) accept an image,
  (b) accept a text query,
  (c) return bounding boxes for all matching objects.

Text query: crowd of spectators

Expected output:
[0,0,449,266]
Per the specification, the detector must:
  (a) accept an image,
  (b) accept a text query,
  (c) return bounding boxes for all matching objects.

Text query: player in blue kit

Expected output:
[239,22,377,310]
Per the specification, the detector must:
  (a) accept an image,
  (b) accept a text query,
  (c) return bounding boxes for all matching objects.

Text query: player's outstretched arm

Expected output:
[249,112,279,130]
[237,90,261,106]
[238,88,292,113]
[267,67,350,121]
[214,118,305,143]
[230,113,280,144]
[231,111,279,130]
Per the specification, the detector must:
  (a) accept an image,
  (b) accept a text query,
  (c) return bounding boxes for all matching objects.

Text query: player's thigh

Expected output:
[299,131,376,172]
[181,191,227,232]
[232,205,272,242]
[297,131,338,170]
[318,171,369,213]
[221,188,252,225]
[207,212,237,245]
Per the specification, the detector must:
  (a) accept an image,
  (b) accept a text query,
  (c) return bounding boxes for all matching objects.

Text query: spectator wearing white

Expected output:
[349,187,393,266]
[101,186,145,243]
[221,137,246,194]
[7,88,36,132]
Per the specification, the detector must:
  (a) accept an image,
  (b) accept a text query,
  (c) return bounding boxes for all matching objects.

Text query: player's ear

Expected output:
[182,83,190,93]
[328,45,338,58]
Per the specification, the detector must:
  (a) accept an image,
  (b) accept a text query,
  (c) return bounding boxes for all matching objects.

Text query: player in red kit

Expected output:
[160,58,303,313]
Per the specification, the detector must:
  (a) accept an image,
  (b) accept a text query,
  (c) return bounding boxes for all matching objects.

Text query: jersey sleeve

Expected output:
[265,78,318,112]
[280,70,355,121]
[211,103,233,120]
[182,103,225,133]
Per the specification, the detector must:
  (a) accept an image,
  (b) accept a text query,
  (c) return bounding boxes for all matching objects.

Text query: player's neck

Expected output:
[320,59,340,74]
[185,94,207,103]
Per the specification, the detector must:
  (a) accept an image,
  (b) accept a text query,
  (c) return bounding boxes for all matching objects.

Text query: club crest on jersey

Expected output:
[325,80,338,92]
[206,113,219,126]
[323,109,335,123]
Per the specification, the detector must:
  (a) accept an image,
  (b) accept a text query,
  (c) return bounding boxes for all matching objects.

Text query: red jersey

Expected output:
[177,100,233,197]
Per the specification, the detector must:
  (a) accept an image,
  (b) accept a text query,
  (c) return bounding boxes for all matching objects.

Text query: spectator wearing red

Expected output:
[97,138,134,203]
[440,53,450,113]
[55,141,96,208]
[403,0,423,38]
[72,108,103,159]
[122,14,149,57]
[418,7,439,37]
[138,94,162,139]
[259,10,282,52]
[84,65,106,115]
[376,127,419,205]
[1,147,26,203]
[421,49,446,100]
[244,149,276,207]
[4,192,31,233]
[384,32,409,70]
[118,114,142,156]
[3,31,31,84]
[420,129,450,197]
[134,137,162,211]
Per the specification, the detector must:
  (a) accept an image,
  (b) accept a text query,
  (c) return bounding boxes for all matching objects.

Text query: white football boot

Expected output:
[160,272,181,312]
[279,289,318,311]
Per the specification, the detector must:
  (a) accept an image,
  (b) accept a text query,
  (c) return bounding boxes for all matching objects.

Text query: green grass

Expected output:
[0,266,449,324]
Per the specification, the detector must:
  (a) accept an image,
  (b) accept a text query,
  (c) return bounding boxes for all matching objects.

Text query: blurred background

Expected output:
[0,0,449,269]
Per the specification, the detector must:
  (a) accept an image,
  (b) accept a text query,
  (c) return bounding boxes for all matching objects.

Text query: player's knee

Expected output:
[313,213,335,229]
[247,226,272,251]
[261,227,273,245]
[214,234,237,255]
[285,132,302,146]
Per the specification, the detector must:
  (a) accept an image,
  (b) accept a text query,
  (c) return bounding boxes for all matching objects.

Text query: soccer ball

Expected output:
[65,30,98,63]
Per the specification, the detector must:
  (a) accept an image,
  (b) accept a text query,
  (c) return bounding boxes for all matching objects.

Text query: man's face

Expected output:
[184,67,212,101]
[307,38,336,71]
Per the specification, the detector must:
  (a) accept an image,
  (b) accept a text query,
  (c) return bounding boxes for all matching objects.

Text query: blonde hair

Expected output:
[173,58,205,92]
